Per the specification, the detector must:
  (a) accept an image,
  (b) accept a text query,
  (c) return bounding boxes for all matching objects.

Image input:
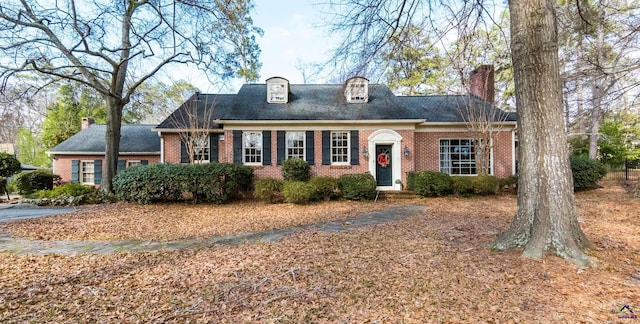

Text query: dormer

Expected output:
[344,76,369,103]
[266,77,289,103]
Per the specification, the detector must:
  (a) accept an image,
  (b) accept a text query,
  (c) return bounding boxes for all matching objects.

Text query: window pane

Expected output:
[243,132,262,164]
[331,131,349,163]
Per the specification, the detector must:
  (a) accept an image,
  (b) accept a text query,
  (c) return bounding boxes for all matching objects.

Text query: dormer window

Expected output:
[266,77,289,103]
[344,77,369,103]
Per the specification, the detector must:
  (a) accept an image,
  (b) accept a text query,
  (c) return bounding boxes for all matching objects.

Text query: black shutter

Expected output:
[94,160,102,185]
[71,160,79,183]
[117,160,125,172]
[306,131,315,165]
[141,160,148,165]
[180,137,189,163]
[277,131,285,165]
[233,130,242,164]
[210,134,219,163]
[322,130,331,165]
[350,130,359,165]
[263,130,271,165]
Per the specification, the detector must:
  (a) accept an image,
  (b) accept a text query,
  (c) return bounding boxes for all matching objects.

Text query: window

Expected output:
[193,135,210,163]
[331,131,349,164]
[80,160,95,185]
[439,139,489,175]
[126,160,141,168]
[269,83,287,102]
[243,131,262,164]
[286,132,305,160]
[345,77,368,103]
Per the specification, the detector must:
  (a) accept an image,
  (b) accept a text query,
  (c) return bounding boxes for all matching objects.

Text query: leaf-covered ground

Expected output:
[1,183,639,322]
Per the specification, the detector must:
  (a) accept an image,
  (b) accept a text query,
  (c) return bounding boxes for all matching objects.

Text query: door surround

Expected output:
[367,129,403,190]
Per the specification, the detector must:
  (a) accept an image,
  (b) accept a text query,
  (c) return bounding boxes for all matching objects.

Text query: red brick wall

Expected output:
[53,154,160,184]
[415,130,513,178]
[163,128,514,182]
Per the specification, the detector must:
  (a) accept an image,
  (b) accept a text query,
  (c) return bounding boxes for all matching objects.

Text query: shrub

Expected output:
[570,155,606,191]
[14,170,60,195]
[471,175,500,195]
[282,158,310,182]
[0,152,21,178]
[309,176,339,201]
[451,176,474,196]
[406,172,417,191]
[498,175,518,193]
[283,181,317,204]
[254,177,285,203]
[34,183,96,199]
[412,171,453,197]
[113,163,253,204]
[338,173,377,200]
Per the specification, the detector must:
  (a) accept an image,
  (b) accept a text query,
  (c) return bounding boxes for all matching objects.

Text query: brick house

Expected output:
[154,65,517,191]
[48,118,160,185]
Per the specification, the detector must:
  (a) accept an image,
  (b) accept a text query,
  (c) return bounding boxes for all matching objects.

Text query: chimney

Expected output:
[81,117,94,130]
[469,65,495,103]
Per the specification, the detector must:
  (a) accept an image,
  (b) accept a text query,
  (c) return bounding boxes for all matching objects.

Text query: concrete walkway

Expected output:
[0,204,424,255]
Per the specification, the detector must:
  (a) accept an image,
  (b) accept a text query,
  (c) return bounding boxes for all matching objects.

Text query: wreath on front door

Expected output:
[377,152,390,167]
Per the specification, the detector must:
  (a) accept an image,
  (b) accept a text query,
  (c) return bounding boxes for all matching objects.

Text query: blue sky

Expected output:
[176,0,332,92]
[252,0,332,83]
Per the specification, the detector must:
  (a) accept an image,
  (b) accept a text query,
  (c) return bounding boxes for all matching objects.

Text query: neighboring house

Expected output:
[154,65,518,191]
[48,118,160,185]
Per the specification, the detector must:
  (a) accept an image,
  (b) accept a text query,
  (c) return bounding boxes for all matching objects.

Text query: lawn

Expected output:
[0,183,639,322]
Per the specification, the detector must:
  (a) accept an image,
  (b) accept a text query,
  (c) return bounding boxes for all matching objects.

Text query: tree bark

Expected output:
[493,0,594,267]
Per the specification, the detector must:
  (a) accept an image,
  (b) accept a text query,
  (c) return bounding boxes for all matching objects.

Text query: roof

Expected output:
[48,124,160,155]
[155,83,517,128]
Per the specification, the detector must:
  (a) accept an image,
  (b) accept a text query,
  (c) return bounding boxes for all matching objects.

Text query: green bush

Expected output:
[254,177,285,203]
[498,175,518,193]
[34,183,96,199]
[451,176,474,196]
[471,175,500,195]
[309,176,339,201]
[406,172,417,191]
[282,158,310,182]
[283,181,317,204]
[14,170,60,195]
[0,152,21,178]
[570,155,606,191]
[113,163,253,204]
[412,171,453,197]
[338,173,377,200]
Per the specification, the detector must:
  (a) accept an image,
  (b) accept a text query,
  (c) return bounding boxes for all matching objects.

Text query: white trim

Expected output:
[217,119,425,127]
[367,129,403,191]
[47,152,160,155]
[160,136,164,163]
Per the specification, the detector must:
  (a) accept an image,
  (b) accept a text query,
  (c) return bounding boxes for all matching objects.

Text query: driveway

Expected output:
[0,204,77,223]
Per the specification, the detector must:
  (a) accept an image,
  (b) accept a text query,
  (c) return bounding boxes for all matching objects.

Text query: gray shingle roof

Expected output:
[48,124,160,154]
[155,83,516,128]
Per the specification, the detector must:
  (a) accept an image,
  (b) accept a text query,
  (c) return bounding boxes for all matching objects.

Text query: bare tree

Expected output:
[0,0,262,192]
[169,93,218,164]
[457,66,510,175]
[324,0,593,266]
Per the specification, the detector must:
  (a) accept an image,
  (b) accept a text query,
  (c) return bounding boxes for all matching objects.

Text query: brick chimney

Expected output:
[81,117,94,130]
[469,65,495,103]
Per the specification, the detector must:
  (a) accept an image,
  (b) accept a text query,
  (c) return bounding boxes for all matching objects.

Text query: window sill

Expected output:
[329,165,353,169]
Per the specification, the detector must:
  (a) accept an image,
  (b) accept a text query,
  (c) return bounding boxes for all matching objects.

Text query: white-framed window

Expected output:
[243,131,262,164]
[80,160,95,185]
[331,131,350,164]
[286,131,305,160]
[269,83,287,102]
[345,77,368,103]
[193,135,210,163]
[439,139,490,175]
[126,160,141,168]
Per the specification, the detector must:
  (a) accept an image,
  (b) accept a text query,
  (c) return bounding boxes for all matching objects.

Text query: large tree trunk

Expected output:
[493,0,593,267]
[102,99,124,193]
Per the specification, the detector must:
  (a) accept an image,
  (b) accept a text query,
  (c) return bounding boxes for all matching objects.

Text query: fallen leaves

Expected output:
[0,184,639,322]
